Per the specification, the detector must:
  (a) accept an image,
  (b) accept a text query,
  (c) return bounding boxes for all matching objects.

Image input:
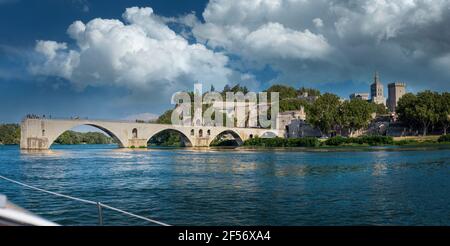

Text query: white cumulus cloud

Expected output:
[31,7,233,96]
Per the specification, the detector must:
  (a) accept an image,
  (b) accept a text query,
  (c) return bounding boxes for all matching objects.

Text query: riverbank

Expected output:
[237,143,450,153]
[242,135,450,148]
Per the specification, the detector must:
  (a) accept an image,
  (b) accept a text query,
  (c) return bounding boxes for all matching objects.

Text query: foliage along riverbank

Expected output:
[0,124,113,145]
[242,135,450,148]
[0,124,20,145]
[53,130,113,145]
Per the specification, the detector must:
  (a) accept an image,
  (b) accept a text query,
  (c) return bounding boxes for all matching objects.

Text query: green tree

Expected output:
[307,93,341,136]
[370,102,388,115]
[55,131,82,144]
[266,84,297,100]
[397,91,440,136]
[148,130,185,147]
[415,91,440,136]
[156,109,174,124]
[298,87,321,97]
[0,124,20,145]
[438,92,450,135]
[279,98,309,112]
[230,84,249,94]
[397,93,419,130]
[339,99,374,136]
[54,131,113,145]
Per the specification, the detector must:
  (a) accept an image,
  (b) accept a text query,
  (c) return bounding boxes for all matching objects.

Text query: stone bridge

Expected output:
[20,118,284,150]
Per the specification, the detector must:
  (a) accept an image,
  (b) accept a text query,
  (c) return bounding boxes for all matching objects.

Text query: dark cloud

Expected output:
[190,0,450,92]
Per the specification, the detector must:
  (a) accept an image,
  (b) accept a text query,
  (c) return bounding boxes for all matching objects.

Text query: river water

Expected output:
[0,144,449,225]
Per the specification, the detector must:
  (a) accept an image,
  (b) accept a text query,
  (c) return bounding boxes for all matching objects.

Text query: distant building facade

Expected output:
[275,109,306,131]
[297,92,319,103]
[387,82,406,112]
[285,119,322,138]
[370,72,386,105]
[349,93,370,101]
[274,108,322,138]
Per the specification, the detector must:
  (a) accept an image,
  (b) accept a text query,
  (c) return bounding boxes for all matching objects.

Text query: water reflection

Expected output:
[369,151,390,177]
[1,144,450,225]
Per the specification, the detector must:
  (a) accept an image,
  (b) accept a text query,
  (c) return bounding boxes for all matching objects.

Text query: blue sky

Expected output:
[1,0,450,123]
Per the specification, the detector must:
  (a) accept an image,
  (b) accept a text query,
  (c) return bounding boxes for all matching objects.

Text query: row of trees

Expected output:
[264,84,385,137]
[307,93,382,136]
[397,91,450,135]
[0,125,113,145]
[54,131,114,145]
[0,124,20,145]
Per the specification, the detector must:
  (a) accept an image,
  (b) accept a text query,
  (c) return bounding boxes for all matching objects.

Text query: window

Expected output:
[132,128,138,139]
[191,129,195,136]
[249,134,253,139]
[199,129,203,137]
[207,129,211,136]
[42,129,45,137]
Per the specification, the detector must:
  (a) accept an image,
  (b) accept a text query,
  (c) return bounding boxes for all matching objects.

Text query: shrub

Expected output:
[244,137,319,147]
[325,135,394,146]
[261,137,287,147]
[324,136,348,146]
[358,136,394,146]
[438,134,450,143]
[286,137,319,147]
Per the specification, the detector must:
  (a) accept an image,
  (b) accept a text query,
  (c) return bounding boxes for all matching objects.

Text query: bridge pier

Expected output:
[20,119,49,150]
[128,139,148,148]
[193,137,211,147]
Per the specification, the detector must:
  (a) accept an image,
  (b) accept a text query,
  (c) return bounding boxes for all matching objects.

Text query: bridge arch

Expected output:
[208,129,244,146]
[259,131,278,138]
[48,123,126,148]
[146,128,194,147]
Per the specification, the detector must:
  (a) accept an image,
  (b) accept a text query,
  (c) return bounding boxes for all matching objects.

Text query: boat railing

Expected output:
[0,174,170,226]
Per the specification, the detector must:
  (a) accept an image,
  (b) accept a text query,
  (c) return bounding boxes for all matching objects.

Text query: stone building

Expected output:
[275,108,306,131]
[349,93,370,101]
[370,72,386,105]
[387,82,406,112]
[297,91,319,103]
[274,108,321,138]
[285,119,322,138]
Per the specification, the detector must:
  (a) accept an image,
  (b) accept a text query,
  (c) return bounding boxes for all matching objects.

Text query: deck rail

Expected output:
[0,174,171,226]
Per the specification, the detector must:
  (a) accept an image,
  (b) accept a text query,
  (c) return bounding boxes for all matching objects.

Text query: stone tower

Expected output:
[370,72,386,105]
[387,82,406,112]
[193,82,203,126]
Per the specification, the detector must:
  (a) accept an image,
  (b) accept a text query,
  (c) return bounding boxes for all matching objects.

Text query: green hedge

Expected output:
[286,137,320,147]
[243,137,319,147]
[438,134,450,143]
[324,136,348,146]
[324,136,394,146]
